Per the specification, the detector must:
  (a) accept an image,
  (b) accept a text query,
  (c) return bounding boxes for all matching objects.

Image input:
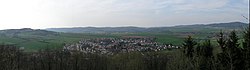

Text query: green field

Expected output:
[0,31,185,52]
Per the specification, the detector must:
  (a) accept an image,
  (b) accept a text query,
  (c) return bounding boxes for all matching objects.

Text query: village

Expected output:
[63,36,180,54]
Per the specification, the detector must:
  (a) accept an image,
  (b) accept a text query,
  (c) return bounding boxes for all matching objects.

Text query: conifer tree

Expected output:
[183,35,197,58]
[195,40,214,70]
[225,30,244,70]
[243,22,250,69]
[196,40,214,57]
[202,40,213,58]
[226,31,239,51]
[217,30,226,52]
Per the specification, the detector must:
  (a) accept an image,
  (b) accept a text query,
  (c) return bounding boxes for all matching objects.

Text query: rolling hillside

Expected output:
[46,22,248,33]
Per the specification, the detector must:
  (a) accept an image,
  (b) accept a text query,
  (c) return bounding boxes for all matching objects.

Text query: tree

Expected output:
[183,35,197,58]
[217,30,227,52]
[196,40,213,58]
[243,23,250,69]
[195,40,214,70]
[224,30,244,70]
[226,31,239,51]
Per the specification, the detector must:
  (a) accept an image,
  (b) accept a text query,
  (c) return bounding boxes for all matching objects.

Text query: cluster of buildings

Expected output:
[63,36,179,54]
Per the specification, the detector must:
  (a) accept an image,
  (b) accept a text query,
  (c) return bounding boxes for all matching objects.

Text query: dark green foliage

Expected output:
[183,36,197,58]
[0,45,21,70]
[0,45,171,70]
[195,40,214,70]
[217,30,226,52]
[226,31,240,50]
[226,31,245,70]
[243,25,250,69]
[196,40,213,58]
[216,30,246,70]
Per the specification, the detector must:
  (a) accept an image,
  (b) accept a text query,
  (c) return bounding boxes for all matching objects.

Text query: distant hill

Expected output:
[174,22,247,28]
[0,28,58,37]
[46,22,248,33]
[46,27,172,33]
[206,22,248,29]
[47,27,146,33]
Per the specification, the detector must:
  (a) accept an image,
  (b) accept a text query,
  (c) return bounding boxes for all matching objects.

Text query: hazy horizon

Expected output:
[0,0,249,30]
[0,21,247,30]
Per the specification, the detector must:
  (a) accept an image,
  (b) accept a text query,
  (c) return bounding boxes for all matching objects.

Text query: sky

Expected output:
[0,0,249,29]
